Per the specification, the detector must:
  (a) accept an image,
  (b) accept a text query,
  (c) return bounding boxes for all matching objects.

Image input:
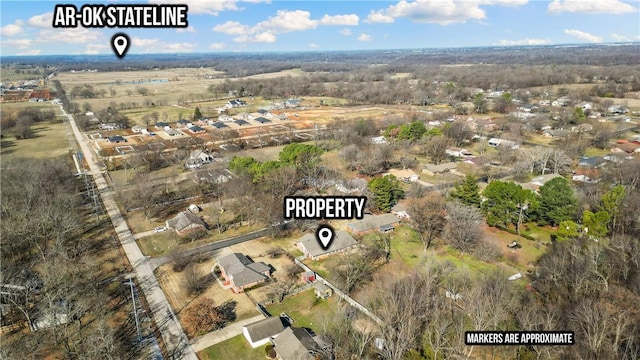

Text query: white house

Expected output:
[488,138,519,150]
[242,316,288,348]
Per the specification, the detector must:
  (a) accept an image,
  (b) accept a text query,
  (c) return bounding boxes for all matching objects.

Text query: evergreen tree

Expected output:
[482,180,537,233]
[193,106,202,120]
[449,175,481,207]
[368,175,405,212]
[537,177,577,226]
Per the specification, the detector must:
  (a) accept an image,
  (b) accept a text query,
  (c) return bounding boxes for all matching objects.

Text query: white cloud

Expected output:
[254,10,318,33]
[28,12,53,29]
[366,11,395,23]
[85,43,109,54]
[340,28,353,36]
[210,42,225,49]
[213,21,251,35]
[564,29,603,42]
[548,0,637,14]
[131,37,197,52]
[2,39,33,49]
[148,0,238,15]
[496,38,552,46]
[308,43,320,48]
[37,28,101,44]
[18,49,41,56]
[366,0,528,25]
[252,31,277,43]
[1,23,23,37]
[319,14,359,26]
[611,33,630,41]
[357,33,372,42]
[176,26,196,33]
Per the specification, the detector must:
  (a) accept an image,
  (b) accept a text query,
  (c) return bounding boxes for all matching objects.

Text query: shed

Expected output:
[313,282,332,299]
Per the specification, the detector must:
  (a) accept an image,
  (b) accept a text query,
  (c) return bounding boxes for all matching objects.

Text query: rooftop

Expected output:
[297,230,357,258]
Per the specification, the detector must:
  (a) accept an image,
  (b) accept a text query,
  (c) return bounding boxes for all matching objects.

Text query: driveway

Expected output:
[191,314,265,352]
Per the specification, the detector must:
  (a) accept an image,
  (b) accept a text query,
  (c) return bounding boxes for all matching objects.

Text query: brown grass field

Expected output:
[0,121,72,162]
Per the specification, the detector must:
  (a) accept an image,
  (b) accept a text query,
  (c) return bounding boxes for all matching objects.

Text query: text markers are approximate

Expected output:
[52,4,188,28]
[284,196,367,220]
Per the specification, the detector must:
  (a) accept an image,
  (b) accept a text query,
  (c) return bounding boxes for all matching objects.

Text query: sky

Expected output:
[1,0,639,56]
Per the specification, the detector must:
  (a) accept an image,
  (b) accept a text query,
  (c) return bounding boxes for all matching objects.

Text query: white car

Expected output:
[153,226,166,233]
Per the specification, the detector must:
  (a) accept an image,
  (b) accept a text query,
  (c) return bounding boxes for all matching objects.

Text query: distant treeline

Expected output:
[2,44,638,76]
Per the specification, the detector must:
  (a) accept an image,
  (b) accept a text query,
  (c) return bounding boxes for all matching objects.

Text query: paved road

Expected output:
[63,107,198,360]
[149,228,270,269]
[191,314,265,352]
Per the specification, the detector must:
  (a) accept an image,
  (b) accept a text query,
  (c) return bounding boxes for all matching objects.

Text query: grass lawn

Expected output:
[583,147,610,157]
[265,289,333,330]
[387,224,426,268]
[0,121,72,161]
[199,335,265,360]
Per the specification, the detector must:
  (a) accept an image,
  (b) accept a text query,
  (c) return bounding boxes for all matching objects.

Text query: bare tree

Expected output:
[409,193,446,250]
[445,202,483,251]
[183,263,210,296]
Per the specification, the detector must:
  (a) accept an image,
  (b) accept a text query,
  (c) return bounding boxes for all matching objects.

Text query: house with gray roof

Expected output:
[242,316,289,348]
[347,214,401,236]
[296,230,358,261]
[165,211,207,235]
[273,327,330,360]
[217,253,271,293]
[422,162,458,176]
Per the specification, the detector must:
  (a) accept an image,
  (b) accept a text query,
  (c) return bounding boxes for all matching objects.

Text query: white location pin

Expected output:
[316,224,335,250]
[111,33,130,59]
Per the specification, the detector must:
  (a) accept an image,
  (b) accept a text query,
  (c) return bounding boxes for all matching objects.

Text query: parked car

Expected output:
[154,226,166,233]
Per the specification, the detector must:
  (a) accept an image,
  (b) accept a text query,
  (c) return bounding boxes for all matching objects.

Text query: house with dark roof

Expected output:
[296,230,358,261]
[347,214,401,236]
[211,122,228,129]
[285,98,302,108]
[189,125,205,133]
[254,117,271,124]
[242,316,289,348]
[177,119,192,127]
[155,122,169,129]
[108,135,126,143]
[273,327,330,360]
[217,253,271,293]
[578,156,607,168]
[234,119,250,126]
[227,99,247,107]
[165,211,207,235]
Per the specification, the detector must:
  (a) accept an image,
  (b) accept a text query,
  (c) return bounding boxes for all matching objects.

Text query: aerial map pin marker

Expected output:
[111,33,130,59]
[316,224,335,250]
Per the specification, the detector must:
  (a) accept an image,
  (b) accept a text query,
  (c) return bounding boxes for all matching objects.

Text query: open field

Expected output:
[0,121,71,161]
[199,335,264,360]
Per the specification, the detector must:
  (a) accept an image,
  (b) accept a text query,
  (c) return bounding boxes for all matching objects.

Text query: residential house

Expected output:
[242,316,289,348]
[422,162,458,176]
[100,123,120,131]
[273,327,330,360]
[576,102,592,111]
[445,147,472,157]
[155,121,169,129]
[177,119,193,128]
[217,253,271,293]
[131,125,149,134]
[189,125,206,133]
[211,122,229,129]
[463,156,491,167]
[347,214,401,236]
[227,99,247,107]
[391,202,410,219]
[542,129,569,138]
[193,168,232,184]
[296,230,358,261]
[529,173,563,188]
[611,142,640,154]
[185,150,214,169]
[256,109,270,116]
[234,119,250,126]
[285,98,302,108]
[254,117,271,124]
[314,282,332,299]
[218,114,234,122]
[165,211,207,235]
[107,135,126,143]
[578,156,607,169]
[608,105,628,115]
[165,128,183,137]
[384,169,420,183]
[487,138,519,150]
